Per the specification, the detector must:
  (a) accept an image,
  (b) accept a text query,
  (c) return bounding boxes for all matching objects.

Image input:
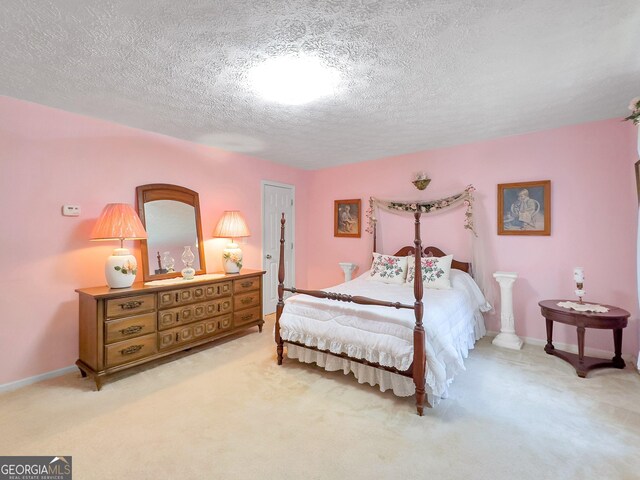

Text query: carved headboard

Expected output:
[392,245,471,274]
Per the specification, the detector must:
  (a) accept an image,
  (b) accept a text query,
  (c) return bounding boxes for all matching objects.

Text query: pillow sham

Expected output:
[405,254,453,289]
[367,252,408,284]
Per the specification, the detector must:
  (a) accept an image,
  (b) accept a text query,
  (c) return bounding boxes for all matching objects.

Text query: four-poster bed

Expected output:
[274,186,488,416]
[275,211,430,415]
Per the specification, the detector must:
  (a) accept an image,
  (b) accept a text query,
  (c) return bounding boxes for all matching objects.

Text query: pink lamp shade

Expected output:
[90,203,147,243]
[213,211,250,274]
[213,211,251,239]
[90,203,147,289]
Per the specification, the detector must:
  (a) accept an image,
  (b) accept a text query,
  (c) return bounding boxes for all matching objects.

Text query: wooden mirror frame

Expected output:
[136,184,207,282]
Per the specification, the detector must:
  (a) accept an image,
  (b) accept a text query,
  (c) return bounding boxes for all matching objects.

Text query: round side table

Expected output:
[538,300,629,378]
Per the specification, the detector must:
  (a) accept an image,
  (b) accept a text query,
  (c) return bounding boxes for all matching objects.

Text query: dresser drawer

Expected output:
[104,312,156,344]
[158,298,233,330]
[105,333,157,368]
[233,276,260,294]
[234,291,260,311]
[158,287,197,308]
[234,307,262,327]
[157,281,234,308]
[158,304,196,330]
[158,318,221,351]
[106,294,156,319]
[211,281,232,298]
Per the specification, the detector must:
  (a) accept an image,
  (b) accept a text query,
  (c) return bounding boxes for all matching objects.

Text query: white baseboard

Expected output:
[486,330,638,369]
[0,365,77,393]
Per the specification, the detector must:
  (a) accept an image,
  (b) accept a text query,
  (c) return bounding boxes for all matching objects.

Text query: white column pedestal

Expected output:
[492,271,523,350]
[339,263,358,282]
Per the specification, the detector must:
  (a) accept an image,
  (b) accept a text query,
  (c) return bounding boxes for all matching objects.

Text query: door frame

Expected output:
[261,180,296,310]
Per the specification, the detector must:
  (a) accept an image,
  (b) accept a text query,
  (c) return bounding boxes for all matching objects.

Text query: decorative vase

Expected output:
[105,248,138,288]
[222,241,243,274]
[181,246,196,280]
[162,251,175,272]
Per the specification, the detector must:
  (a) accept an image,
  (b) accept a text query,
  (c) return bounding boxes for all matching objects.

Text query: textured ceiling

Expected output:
[1,1,639,169]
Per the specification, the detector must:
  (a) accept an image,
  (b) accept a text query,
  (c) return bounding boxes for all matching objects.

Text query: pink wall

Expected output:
[0,96,310,385]
[306,119,639,355]
[1,95,637,387]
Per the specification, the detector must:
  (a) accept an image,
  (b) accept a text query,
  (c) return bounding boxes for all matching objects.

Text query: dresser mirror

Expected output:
[136,184,207,282]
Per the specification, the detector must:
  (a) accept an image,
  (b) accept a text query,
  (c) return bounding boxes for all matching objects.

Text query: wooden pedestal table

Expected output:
[538,300,629,378]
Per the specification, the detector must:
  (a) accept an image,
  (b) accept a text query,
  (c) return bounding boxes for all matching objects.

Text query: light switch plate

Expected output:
[62,205,81,216]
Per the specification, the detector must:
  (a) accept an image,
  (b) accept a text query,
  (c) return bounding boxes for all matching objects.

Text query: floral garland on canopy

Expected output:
[365,184,493,313]
[366,185,477,236]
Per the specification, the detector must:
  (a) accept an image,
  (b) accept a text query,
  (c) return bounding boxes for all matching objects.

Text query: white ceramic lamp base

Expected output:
[105,248,138,288]
[222,242,243,274]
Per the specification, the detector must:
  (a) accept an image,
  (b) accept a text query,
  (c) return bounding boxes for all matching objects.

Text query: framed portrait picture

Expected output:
[498,180,551,235]
[334,199,361,238]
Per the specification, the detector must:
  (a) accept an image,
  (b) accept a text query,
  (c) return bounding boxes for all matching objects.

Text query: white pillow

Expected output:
[405,254,453,289]
[367,253,408,284]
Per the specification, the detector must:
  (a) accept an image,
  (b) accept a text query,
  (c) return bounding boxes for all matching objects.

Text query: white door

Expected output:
[262,182,294,314]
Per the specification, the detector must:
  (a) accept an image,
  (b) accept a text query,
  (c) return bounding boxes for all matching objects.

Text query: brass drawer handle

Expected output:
[119,325,143,335]
[119,300,142,310]
[240,281,253,288]
[240,314,253,321]
[241,297,254,305]
[120,345,143,355]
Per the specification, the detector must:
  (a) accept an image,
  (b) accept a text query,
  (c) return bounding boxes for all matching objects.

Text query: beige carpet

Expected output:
[1,314,639,479]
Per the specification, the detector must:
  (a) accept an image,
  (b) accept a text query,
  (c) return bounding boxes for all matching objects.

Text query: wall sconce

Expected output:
[90,203,147,288]
[412,172,431,190]
[213,211,251,274]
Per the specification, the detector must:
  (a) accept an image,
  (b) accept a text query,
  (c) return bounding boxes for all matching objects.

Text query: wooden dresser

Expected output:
[76,269,265,389]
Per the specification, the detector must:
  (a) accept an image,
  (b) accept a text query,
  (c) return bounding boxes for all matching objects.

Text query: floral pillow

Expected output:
[368,253,408,284]
[405,254,453,289]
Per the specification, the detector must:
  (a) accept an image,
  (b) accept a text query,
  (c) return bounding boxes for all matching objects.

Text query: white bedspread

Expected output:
[278,270,489,402]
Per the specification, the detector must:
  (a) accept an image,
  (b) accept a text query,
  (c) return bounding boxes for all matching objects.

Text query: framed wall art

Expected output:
[498,180,551,235]
[334,199,361,238]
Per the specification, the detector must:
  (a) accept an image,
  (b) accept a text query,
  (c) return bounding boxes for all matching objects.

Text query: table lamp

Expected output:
[90,203,147,288]
[573,267,585,303]
[213,211,250,274]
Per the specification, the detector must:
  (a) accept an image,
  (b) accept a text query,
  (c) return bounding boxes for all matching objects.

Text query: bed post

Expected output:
[373,218,377,253]
[275,213,286,365]
[412,211,426,416]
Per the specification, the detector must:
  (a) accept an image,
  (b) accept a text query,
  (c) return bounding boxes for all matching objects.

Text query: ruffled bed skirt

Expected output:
[283,309,485,407]
[286,343,416,396]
